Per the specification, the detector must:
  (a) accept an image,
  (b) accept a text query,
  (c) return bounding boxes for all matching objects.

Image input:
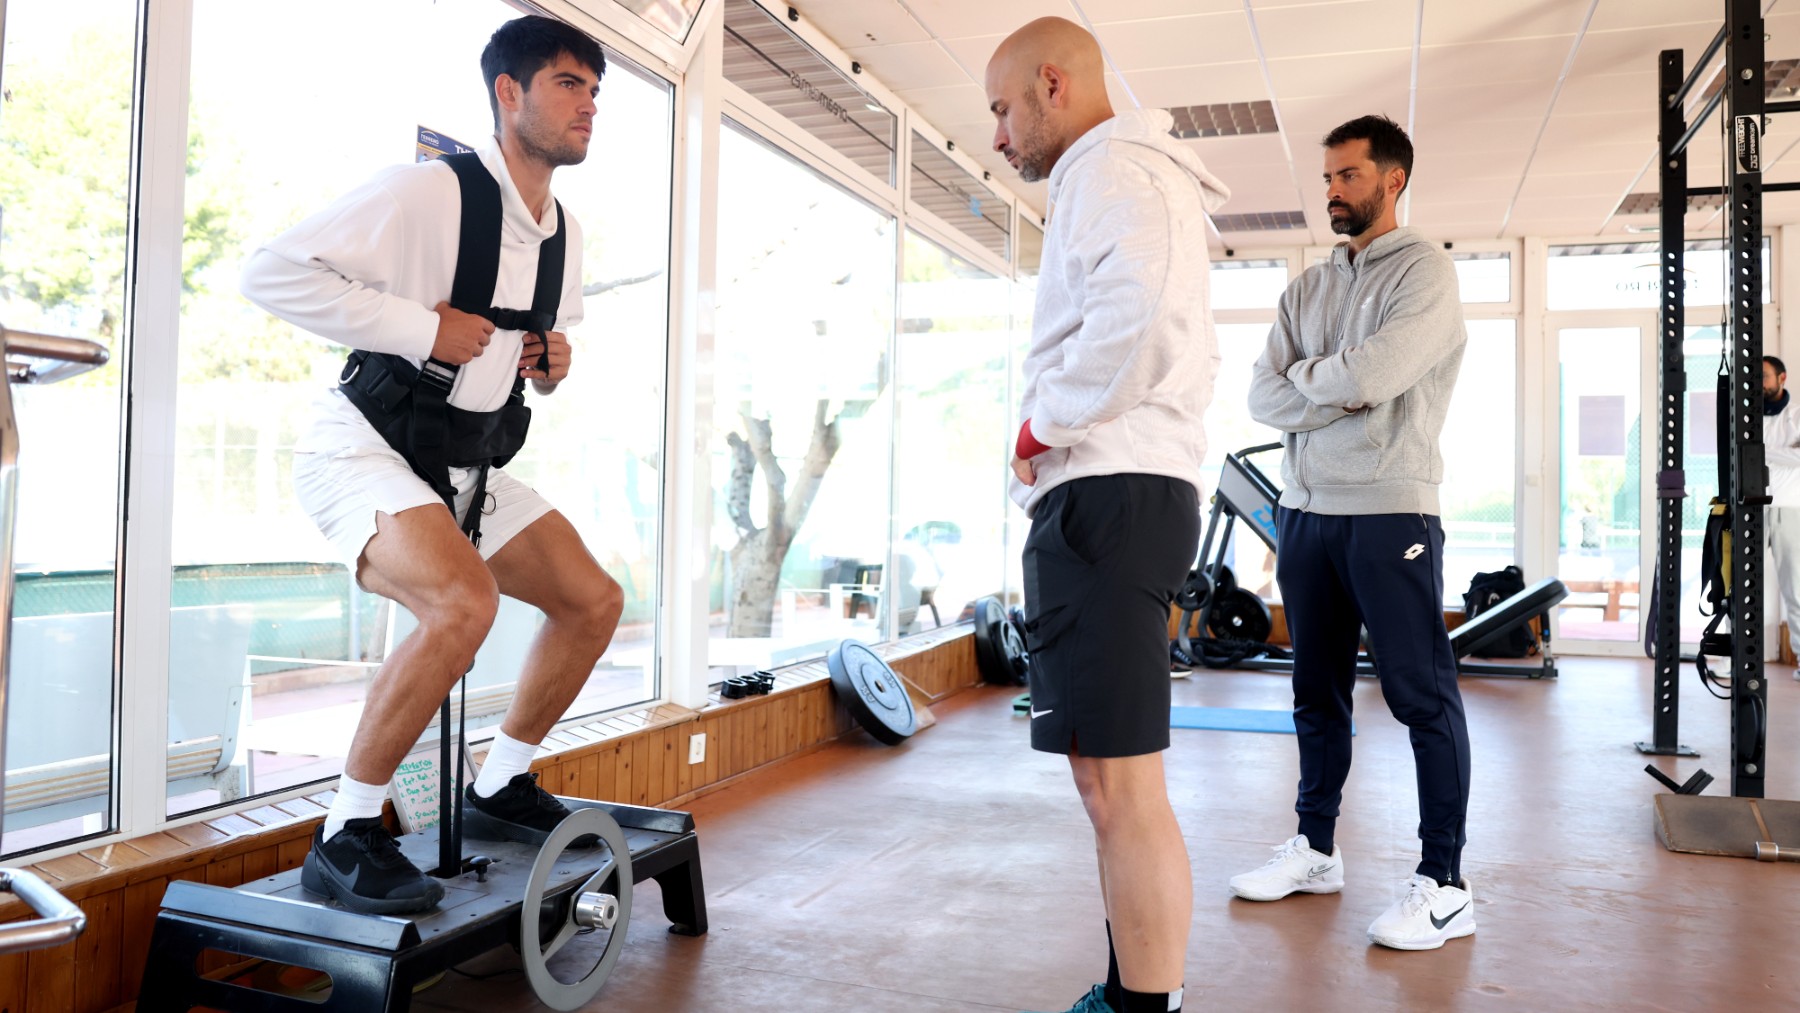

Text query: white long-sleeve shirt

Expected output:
[1766,394,1800,507]
[1014,109,1230,514]
[240,140,584,452]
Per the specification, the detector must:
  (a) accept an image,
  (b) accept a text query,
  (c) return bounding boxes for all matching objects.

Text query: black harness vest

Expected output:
[337,152,565,546]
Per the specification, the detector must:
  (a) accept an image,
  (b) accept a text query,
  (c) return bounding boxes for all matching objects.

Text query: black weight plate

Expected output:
[1174,569,1211,613]
[828,640,918,745]
[972,596,1013,685]
[1208,587,1272,643]
[1212,565,1237,598]
[999,617,1029,685]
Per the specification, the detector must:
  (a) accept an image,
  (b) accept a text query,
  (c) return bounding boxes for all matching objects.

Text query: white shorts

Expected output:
[292,392,553,576]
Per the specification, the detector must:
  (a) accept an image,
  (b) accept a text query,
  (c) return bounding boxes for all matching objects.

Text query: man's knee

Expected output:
[545,565,623,632]
[1070,753,1166,836]
[416,567,500,642]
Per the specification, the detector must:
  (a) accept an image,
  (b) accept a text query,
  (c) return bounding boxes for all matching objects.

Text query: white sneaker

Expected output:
[1367,874,1476,950]
[1228,835,1345,901]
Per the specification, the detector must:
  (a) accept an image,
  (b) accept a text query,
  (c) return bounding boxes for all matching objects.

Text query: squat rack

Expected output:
[1646,0,1794,797]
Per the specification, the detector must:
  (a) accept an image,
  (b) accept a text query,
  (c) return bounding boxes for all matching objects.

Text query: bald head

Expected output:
[984,17,1114,183]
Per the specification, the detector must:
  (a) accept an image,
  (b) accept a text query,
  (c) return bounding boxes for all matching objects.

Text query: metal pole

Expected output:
[1726,0,1769,798]
[1641,49,1696,757]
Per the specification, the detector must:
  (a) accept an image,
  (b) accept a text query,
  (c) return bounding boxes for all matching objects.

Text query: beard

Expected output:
[516,102,589,168]
[1004,91,1055,183]
[1328,187,1387,237]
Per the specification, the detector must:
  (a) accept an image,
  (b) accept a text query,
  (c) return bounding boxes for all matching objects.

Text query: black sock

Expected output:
[1119,986,1181,1012]
[1104,921,1122,1009]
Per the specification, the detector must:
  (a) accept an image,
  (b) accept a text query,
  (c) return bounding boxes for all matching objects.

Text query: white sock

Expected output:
[472,729,540,798]
[323,774,389,840]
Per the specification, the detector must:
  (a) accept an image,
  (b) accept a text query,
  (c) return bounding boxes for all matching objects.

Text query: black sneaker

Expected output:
[300,817,445,915]
[463,772,600,848]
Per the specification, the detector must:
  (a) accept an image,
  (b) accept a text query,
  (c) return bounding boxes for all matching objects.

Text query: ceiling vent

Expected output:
[1212,210,1308,231]
[1167,101,1279,139]
[1614,191,1728,215]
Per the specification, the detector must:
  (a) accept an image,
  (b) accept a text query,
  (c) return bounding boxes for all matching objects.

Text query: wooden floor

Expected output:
[411,657,1800,1012]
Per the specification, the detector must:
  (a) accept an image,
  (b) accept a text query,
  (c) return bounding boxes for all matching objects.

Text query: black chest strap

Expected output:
[339,151,567,545]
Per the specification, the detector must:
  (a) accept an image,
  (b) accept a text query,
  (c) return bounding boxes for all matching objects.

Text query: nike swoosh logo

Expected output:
[1307,864,1333,878]
[1030,708,1054,719]
[1430,901,1468,930]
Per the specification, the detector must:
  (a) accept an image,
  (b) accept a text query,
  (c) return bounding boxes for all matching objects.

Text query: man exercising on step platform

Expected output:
[239,16,621,915]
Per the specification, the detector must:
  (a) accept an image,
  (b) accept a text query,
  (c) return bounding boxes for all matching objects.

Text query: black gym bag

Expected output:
[337,152,566,546]
[1461,565,1535,658]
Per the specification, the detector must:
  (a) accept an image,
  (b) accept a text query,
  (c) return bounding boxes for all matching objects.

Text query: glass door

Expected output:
[1544,313,1654,653]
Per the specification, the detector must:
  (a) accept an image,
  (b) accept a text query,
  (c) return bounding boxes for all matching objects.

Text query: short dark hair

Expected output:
[1322,114,1414,194]
[1766,355,1787,376]
[481,15,606,129]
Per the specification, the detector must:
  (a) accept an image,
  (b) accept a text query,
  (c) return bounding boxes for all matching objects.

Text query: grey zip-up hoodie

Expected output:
[1247,227,1466,515]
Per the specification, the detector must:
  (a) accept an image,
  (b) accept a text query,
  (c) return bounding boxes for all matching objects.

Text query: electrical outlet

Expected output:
[688,732,706,764]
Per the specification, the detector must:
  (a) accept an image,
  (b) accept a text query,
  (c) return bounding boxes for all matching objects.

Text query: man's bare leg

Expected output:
[343,505,500,784]
[485,509,624,741]
[1070,750,1190,995]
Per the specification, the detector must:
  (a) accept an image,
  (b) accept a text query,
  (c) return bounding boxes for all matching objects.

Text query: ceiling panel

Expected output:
[1250,0,1416,58]
[1417,37,1581,90]
[794,0,932,47]
[1420,1,1587,46]
[936,33,1011,82]
[1092,12,1255,71]
[1589,0,1730,32]
[1182,133,1290,166]
[1554,72,1654,115]
[1576,24,1729,78]
[1267,50,1411,97]
[1123,63,1270,108]
[1530,142,1653,175]
[1086,0,1243,21]
[843,40,970,91]
[883,0,1067,40]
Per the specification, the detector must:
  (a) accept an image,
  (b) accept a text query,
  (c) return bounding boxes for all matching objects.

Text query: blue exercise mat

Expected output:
[1170,706,1354,736]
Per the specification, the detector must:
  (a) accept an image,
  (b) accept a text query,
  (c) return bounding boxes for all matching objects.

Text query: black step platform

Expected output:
[138,798,705,1012]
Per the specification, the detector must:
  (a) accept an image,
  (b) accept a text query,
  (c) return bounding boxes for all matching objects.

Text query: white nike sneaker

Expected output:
[1228,834,1345,901]
[1367,874,1476,950]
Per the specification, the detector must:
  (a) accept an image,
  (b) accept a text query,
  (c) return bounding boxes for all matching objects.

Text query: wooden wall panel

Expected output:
[0,952,25,1013]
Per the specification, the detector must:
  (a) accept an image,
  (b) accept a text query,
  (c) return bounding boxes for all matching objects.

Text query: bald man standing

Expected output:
[987,18,1227,1013]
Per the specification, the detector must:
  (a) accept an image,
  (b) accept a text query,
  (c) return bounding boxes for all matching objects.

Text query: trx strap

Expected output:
[337,152,566,546]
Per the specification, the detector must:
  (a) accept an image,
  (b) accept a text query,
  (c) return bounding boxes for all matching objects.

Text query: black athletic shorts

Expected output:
[1022,473,1200,757]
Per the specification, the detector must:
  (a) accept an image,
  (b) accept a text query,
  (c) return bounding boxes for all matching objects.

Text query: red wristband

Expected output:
[1016,419,1052,459]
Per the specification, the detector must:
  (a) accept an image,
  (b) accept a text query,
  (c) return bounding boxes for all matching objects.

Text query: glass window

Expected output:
[1204,323,1285,600]
[1210,259,1288,310]
[1548,239,1772,310]
[721,0,896,185]
[1452,251,1510,303]
[909,131,1009,262]
[709,120,895,677]
[613,0,704,42]
[895,233,1010,634]
[1440,319,1519,604]
[1005,220,1043,601]
[1017,214,1044,278]
[1,1,134,856]
[168,1,672,817]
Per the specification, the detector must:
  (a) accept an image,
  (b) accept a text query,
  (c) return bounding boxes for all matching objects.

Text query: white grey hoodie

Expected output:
[1247,227,1466,515]
[1013,109,1231,514]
